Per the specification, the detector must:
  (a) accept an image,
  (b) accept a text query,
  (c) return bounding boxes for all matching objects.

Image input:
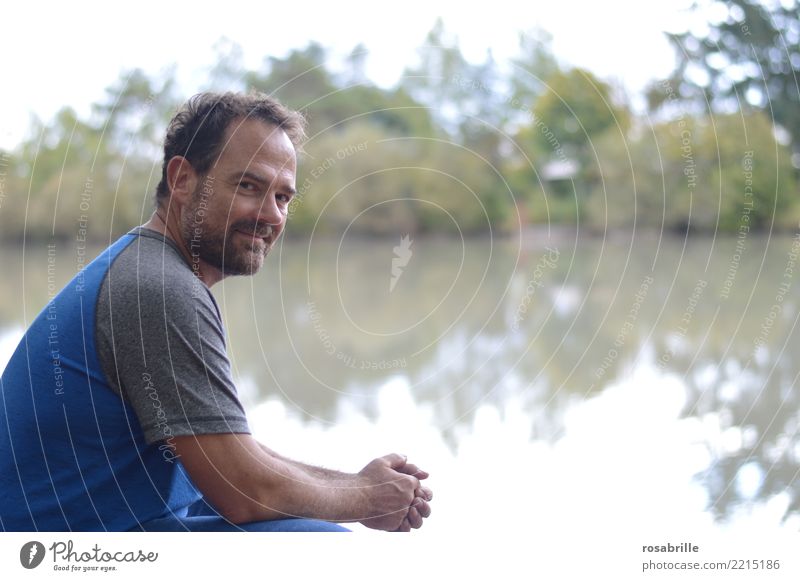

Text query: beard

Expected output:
[180,187,274,276]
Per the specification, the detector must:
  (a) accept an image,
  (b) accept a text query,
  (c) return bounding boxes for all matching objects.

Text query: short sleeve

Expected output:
[96,236,251,445]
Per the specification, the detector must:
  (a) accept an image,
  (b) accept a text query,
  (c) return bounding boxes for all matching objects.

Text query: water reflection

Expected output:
[683,354,800,523]
[0,232,798,527]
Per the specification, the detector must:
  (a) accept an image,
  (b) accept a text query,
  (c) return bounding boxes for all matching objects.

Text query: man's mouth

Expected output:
[233,226,273,243]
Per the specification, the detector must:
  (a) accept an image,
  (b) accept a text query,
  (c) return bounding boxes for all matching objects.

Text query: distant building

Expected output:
[541,158,579,182]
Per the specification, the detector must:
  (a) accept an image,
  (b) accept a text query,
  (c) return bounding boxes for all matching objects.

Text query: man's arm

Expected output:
[172,433,421,530]
[255,441,434,530]
[256,442,351,479]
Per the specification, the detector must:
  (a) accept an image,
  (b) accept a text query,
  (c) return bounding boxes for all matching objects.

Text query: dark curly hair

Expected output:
[155,91,306,202]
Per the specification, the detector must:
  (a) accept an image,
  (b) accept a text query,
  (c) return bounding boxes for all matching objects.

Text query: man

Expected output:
[0,92,432,532]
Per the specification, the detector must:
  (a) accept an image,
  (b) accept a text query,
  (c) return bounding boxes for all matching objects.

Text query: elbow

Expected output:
[212,499,266,525]
[172,433,291,525]
[214,483,287,525]
[216,504,255,525]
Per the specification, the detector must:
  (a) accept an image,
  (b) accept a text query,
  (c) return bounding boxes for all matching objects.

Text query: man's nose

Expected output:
[258,193,284,225]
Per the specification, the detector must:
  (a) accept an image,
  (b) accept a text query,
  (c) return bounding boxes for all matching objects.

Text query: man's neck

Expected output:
[141,208,224,287]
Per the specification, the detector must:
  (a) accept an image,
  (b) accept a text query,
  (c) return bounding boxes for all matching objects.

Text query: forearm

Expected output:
[257,441,351,480]
[252,454,366,523]
[174,434,367,525]
[176,434,420,529]
[252,443,417,529]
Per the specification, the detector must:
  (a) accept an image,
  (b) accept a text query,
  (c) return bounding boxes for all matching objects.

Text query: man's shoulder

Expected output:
[107,229,200,292]
[99,229,212,314]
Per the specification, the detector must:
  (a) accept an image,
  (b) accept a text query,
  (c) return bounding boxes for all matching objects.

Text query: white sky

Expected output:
[0,0,695,150]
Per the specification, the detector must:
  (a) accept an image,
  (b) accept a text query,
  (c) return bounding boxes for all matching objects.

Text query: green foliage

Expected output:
[288,122,508,236]
[2,18,798,242]
[584,111,798,232]
[507,67,630,226]
[529,68,630,159]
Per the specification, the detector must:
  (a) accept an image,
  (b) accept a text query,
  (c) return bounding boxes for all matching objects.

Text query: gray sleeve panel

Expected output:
[96,231,251,446]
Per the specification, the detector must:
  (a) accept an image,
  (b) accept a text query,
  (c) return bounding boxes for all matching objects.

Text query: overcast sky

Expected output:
[0,0,697,149]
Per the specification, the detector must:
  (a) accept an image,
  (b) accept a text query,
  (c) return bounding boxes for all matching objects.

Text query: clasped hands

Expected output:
[358,453,433,532]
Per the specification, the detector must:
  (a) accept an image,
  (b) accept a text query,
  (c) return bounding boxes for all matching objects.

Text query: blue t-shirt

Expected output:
[0,228,250,531]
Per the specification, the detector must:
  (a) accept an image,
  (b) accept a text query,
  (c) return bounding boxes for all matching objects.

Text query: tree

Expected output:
[401,19,496,138]
[525,68,630,161]
[0,68,179,241]
[248,43,434,139]
[508,28,560,115]
[583,111,799,233]
[206,38,246,92]
[650,0,800,154]
[508,68,630,226]
[247,42,339,132]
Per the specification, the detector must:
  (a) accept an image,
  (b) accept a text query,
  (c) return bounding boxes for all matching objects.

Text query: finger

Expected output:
[394,462,429,479]
[412,497,432,518]
[402,473,421,493]
[415,486,433,501]
[382,453,408,470]
[407,506,423,529]
[394,517,411,532]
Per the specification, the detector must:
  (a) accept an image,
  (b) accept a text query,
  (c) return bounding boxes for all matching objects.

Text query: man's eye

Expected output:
[277,193,291,203]
[238,182,257,192]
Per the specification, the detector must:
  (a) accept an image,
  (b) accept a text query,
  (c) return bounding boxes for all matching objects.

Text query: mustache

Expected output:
[230,220,274,238]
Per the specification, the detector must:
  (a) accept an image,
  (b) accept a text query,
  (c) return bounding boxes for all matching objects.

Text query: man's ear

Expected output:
[166,156,199,206]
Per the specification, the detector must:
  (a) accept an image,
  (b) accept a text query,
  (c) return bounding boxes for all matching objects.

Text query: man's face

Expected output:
[180,118,297,277]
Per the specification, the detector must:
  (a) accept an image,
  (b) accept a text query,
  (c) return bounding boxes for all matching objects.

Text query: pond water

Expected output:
[1,230,799,536]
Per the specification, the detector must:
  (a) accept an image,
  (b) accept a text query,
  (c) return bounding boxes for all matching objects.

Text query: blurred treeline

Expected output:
[1,13,798,241]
